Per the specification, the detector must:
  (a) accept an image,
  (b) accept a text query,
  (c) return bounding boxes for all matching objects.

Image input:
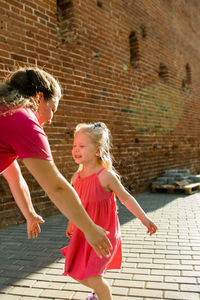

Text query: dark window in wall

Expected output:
[182,79,186,88]
[56,0,75,44]
[185,63,192,85]
[140,24,147,39]
[97,1,103,8]
[129,31,139,67]
[182,63,192,89]
[158,62,168,80]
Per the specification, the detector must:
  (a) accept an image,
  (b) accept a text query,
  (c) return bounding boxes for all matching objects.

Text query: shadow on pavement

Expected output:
[117,191,188,225]
[0,214,69,290]
[0,191,190,291]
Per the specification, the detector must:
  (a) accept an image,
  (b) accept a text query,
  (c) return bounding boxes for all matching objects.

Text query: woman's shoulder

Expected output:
[16,107,35,118]
[4,107,36,121]
[13,108,40,130]
[0,107,37,129]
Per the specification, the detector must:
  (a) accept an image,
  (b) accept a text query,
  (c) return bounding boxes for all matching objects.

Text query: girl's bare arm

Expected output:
[101,170,157,235]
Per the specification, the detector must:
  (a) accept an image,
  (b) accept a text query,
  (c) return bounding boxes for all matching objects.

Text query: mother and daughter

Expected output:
[0,67,111,257]
[0,66,157,300]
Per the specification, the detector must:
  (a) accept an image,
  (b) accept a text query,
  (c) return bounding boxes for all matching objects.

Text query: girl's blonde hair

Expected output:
[74,122,119,178]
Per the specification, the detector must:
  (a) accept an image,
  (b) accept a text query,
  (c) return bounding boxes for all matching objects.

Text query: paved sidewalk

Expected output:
[0,192,200,300]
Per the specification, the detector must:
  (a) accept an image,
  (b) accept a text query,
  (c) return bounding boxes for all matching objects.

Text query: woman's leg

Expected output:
[79,275,112,300]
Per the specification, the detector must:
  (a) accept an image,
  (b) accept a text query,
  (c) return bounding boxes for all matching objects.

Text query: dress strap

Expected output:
[96,168,105,175]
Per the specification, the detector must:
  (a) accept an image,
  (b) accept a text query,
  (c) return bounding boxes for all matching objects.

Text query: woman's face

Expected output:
[37,93,59,126]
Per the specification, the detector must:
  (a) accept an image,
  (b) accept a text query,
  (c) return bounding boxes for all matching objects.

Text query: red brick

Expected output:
[1,0,200,227]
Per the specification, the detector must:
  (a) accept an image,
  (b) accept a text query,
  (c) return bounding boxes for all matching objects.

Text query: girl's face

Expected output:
[37,92,59,126]
[72,131,99,165]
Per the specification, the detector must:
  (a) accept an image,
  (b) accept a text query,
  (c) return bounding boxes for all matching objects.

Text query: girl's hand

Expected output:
[26,214,45,239]
[66,221,74,238]
[141,217,157,236]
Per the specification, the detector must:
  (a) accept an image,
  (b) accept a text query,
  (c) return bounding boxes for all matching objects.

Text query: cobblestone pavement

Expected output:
[0,192,200,300]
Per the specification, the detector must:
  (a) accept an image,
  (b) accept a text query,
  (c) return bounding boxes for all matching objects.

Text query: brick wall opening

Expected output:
[140,24,147,39]
[129,31,139,67]
[158,63,168,80]
[56,0,75,44]
[186,63,192,85]
[182,63,192,89]
[97,1,103,8]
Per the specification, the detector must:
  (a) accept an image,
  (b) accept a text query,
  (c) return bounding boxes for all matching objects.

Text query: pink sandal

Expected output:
[85,292,98,300]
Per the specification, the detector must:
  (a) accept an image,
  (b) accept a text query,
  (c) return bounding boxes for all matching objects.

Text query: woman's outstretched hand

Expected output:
[84,224,113,258]
[26,214,45,239]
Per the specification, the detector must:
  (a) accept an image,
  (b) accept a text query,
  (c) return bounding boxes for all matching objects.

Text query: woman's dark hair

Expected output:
[0,67,61,112]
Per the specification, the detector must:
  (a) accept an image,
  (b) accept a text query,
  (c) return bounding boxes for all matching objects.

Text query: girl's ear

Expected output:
[96,148,101,157]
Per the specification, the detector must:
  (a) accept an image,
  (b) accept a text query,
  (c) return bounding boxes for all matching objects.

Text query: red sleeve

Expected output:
[10,108,53,161]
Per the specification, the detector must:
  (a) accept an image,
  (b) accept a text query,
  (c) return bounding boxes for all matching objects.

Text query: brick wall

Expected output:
[0,0,200,228]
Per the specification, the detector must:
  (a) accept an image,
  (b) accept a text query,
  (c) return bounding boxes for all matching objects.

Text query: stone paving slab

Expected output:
[0,192,200,299]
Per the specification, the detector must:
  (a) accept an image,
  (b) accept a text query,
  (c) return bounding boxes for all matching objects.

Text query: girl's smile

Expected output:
[72,131,99,165]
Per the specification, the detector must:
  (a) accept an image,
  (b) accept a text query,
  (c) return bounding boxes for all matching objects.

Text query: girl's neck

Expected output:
[80,162,102,177]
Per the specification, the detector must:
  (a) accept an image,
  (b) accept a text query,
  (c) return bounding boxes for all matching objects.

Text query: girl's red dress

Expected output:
[61,168,122,280]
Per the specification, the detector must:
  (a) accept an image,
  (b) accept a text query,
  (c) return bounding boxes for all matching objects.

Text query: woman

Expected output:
[0,67,111,258]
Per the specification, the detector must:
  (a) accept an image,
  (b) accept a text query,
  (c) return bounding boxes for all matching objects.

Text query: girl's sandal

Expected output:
[85,292,98,300]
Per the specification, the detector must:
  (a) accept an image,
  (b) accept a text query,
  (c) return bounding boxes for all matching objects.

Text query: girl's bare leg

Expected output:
[78,275,112,300]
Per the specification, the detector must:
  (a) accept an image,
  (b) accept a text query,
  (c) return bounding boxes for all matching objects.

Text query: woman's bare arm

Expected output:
[23,158,112,257]
[2,160,44,238]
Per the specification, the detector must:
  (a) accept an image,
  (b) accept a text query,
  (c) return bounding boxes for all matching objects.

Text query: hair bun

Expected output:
[26,69,34,81]
[9,69,37,97]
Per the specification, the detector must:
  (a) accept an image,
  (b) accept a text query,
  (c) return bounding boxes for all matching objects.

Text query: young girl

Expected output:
[61,122,157,300]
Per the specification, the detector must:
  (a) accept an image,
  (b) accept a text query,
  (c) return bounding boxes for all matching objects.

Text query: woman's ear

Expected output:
[37,92,44,102]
